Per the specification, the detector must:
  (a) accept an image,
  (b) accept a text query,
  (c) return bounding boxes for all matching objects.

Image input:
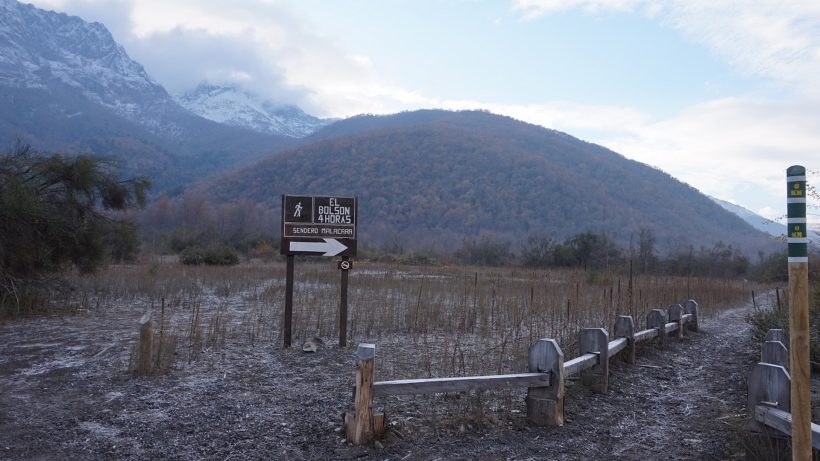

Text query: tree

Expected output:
[0,144,149,307]
[520,234,554,268]
[637,227,657,273]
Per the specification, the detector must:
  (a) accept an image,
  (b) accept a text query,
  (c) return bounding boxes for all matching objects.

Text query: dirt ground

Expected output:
[0,293,768,460]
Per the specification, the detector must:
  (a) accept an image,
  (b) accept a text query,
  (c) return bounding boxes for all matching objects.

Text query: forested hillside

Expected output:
[195,110,775,254]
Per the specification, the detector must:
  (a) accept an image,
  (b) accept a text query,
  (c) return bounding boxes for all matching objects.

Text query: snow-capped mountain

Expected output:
[0,0,302,193]
[0,0,192,138]
[711,197,782,236]
[177,83,331,138]
[712,197,820,249]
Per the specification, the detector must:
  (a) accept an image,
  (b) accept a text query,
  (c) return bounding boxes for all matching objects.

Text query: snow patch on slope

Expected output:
[177,83,331,138]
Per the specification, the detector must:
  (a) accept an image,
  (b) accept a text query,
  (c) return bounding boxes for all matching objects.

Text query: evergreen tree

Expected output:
[0,144,149,307]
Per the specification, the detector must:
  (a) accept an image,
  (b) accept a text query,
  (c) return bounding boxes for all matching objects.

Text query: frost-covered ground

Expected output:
[0,264,775,460]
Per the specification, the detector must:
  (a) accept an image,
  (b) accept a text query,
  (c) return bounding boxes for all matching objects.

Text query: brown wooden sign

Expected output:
[281,195,357,257]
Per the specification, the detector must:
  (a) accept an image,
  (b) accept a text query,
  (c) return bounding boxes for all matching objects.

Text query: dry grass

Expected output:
[68,260,757,379]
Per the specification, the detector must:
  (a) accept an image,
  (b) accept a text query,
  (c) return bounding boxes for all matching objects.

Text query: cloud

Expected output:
[512,0,820,96]
[27,0,397,116]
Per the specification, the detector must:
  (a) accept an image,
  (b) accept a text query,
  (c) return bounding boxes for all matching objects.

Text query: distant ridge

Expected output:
[195,109,778,255]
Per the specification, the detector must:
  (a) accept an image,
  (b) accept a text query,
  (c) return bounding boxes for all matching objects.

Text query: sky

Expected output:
[28,0,820,228]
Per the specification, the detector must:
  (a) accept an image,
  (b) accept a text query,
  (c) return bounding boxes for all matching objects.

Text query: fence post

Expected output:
[526,339,565,426]
[614,316,635,364]
[668,304,683,339]
[684,299,699,332]
[647,309,666,346]
[764,329,789,348]
[747,363,791,433]
[346,343,376,445]
[138,311,153,376]
[580,328,609,394]
[762,341,789,369]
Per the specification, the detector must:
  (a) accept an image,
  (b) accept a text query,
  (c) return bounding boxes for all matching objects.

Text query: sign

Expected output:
[338,260,352,271]
[281,195,357,257]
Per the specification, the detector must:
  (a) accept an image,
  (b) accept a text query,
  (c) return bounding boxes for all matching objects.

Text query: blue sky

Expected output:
[29,0,820,229]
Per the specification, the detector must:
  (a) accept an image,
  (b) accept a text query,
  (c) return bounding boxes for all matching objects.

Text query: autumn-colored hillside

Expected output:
[196,110,776,254]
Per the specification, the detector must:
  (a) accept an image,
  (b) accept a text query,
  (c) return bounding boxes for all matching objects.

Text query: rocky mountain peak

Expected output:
[176,82,331,138]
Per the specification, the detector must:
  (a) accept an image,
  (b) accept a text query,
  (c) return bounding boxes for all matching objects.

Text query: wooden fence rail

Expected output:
[748,329,820,450]
[344,300,700,445]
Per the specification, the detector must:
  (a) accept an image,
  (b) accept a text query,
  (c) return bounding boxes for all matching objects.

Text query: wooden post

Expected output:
[764,329,789,348]
[526,339,564,426]
[668,304,684,339]
[284,254,295,348]
[762,341,789,369]
[787,164,811,460]
[647,309,666,346]
[580,328,609,394]
[614,316,636,364]
[684,299,699,332]
[747,363,791,433]
[346,343,376,445]
[138,311,153,376]
[339,256,350,348]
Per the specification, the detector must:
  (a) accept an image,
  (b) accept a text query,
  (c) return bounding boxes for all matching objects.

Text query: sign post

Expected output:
[281,195,357,348]
[786,165,810,460]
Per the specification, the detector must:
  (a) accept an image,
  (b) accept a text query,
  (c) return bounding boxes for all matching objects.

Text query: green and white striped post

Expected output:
[787,165,811,461]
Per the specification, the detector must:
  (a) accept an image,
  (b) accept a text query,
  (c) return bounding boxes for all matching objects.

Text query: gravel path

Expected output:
[0,295,763,460]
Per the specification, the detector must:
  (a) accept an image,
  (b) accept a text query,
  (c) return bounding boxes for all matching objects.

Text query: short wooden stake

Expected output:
[747,363,790,434]
[346,343,376,445]
[761,341,789,369]
[614,316,635,364]
[526,339,564,426]
[684,299,699,332]
[668,304,683,339]
[647,309,666,346]
[138,311,153,376]
[580,328,609,394]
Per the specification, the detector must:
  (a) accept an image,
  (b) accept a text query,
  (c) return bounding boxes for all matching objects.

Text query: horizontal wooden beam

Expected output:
[634,328,658,342]
[754,405,820,450]
[681,313,693,323]
[373,372,550,397]
[664,322,679,334]
[564,352,598,376]
[608,337,628,356]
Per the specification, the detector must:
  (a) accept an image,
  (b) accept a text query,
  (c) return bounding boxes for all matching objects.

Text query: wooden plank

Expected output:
[607,337,628,356]
[634,328,658,342]
[754,405,820,450]
[681,313,693,323]
[373,372,550,397]
[664,322,678,334]
[563,353,598,376]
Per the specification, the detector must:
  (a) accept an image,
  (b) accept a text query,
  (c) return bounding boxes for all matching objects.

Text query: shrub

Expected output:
[179,245,207,265]
[180,245,240,266]
[203,246,240,266]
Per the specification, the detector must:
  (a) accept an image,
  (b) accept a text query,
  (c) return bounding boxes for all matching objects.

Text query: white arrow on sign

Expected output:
[289,238,348,256]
